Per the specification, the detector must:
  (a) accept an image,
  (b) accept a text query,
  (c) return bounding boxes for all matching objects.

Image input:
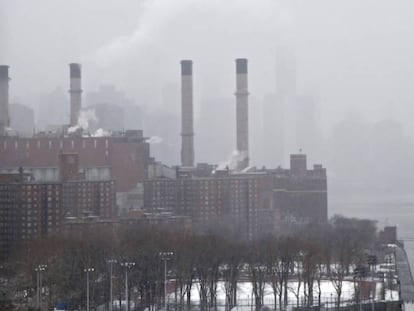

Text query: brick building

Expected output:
[0,177,63,260]
[57,152,116,218]
[62,180,115,218]
[144,154,327,240]
[0,154,116,260]
[271,154,327,224]
[0,130,150,193]
[62,212,192,235]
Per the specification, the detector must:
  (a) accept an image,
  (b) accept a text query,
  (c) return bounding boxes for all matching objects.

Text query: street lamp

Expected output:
[120,261,135,311]
[367,255,377,311]
[107,259,117,311]
[35,264,47,310]
[159,251,174,311]
[84,267,95,311]
[353,266,367,311]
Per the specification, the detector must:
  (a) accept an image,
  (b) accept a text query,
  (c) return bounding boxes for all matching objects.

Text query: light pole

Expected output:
[84,267,95,311]
[353,267,365,311]
[107,259,117,311]
[120,261,135,311]
[35,264,47,310]
[159,251,174,311]
[368,255,377,311]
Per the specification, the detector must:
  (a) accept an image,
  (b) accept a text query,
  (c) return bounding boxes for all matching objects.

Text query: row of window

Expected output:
[2,139,110,150]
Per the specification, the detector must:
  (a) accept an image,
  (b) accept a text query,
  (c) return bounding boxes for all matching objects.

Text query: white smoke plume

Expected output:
[78,109,97,129]
[67,125,80,134]
[4,127,17,136]
[216,150,247,171]
[92,128,111,137]
[146,136,163,144]
[68,109,98,134]
[94,0,291,67]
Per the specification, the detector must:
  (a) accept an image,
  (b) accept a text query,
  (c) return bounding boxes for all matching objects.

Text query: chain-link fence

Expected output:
[100,297,402,311]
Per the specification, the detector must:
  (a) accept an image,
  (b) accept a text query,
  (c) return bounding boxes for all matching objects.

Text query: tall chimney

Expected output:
[235,58,249,170]
[69,63,82,126]
[180,60,195,167]
[0,66,10,135]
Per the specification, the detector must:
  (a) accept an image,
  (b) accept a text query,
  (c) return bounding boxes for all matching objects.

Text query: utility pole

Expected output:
[120,261,135,311]
[159,251,174,311]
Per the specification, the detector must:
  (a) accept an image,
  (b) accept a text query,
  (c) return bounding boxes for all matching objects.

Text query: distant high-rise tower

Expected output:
[235,58,249,170]
[296,94,321,162]
[276,46,296,99]
[180,60,195,167]
[0,66,10,135]
[69,63,82,127]
[262,93,285,167]
[275,46,297,163]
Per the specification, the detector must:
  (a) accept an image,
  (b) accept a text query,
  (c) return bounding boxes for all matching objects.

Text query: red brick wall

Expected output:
[0,137,149,192]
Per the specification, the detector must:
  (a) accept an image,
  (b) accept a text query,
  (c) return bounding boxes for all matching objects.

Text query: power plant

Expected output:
[0,59,327,256]
[145,59,327,240]
[0,64,150,194]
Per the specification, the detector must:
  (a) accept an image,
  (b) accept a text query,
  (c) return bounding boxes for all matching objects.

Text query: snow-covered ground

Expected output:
[109,279,398,311]
[168,279,397,306]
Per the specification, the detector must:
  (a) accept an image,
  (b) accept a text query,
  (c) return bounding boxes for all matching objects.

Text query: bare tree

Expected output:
[248,240,268,311]
[222,240,243,311]
[328,216,377,309]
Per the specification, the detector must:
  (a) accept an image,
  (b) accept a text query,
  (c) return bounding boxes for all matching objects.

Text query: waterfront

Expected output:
[330,190,414,269]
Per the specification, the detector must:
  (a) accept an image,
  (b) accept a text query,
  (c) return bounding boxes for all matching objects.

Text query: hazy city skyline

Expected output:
[2,0,414,186]
[2,2,414,310]
[1,0,414,129]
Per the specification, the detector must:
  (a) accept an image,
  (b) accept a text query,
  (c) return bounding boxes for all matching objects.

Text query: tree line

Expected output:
[0,215,378,311]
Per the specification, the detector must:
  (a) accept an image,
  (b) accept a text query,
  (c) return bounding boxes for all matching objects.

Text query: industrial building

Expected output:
[144,153,327,240]
[0,58,328,246]
[0,64,151,214]
[0,131,149,193]
[144,58,328,240]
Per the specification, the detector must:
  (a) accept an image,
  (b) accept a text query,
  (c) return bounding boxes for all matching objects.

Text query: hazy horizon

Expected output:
[2,0,414,122]
[2,0,414,182]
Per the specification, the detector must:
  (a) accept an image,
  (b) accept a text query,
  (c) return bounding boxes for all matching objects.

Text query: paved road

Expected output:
[404,303,414,311]
[396,244,414,302]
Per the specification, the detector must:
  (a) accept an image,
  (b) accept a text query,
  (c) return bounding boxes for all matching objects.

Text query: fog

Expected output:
[3,0,414,190]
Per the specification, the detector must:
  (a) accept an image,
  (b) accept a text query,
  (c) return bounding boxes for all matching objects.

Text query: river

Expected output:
[330,189,414,269]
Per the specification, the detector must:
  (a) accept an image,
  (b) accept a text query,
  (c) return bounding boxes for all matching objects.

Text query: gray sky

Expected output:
[2,0,414,132]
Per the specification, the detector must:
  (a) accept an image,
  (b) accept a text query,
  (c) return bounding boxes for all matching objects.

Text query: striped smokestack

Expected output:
[69,63,82,126]
[0,66,10,135]
[235,58,249,170]
[180,60,195,167]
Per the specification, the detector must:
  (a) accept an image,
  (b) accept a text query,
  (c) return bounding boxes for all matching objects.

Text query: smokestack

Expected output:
[235,58,249,170]
[0,66,10,135]
[180,60,195,167]
[69,63,82,127]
